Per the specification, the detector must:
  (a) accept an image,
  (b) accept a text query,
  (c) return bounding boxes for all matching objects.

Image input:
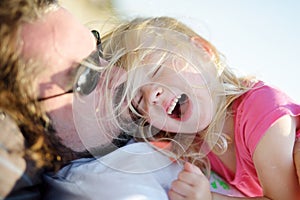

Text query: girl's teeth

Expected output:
[167,102,176,114]
[167,95,181,114]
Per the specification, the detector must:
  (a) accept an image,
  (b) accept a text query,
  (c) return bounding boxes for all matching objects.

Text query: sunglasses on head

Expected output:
[38,30,103,101]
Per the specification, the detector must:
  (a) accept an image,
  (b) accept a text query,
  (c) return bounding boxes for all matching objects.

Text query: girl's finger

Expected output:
[178,171,203,186]
[171,179,193,196]
[168,189,185,200]
[183,162,203,175]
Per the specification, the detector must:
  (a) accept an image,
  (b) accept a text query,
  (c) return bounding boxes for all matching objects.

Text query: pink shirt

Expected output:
[208,81,300,197]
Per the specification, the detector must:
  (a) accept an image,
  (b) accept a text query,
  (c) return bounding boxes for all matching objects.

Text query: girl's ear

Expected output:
[191,36,224,76]
[191,36,216,59]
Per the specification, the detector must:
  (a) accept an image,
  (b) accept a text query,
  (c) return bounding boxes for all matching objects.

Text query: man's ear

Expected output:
[191,36,216,59]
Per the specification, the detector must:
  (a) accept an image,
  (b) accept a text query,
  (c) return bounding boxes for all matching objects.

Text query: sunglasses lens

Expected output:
[75,67,100,95]
[74,30,103,96]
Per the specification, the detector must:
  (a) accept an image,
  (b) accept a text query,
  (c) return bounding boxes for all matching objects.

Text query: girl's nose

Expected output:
[142,84,163,105]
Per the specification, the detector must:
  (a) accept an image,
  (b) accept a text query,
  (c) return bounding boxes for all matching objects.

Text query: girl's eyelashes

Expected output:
[136,94,143,113]
[131,93,143,115]
[151,65,162,78]
[137,94,143,105]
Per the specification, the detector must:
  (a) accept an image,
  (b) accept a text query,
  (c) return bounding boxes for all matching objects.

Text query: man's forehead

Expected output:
[21,7,94,61]
[21,8,67,59]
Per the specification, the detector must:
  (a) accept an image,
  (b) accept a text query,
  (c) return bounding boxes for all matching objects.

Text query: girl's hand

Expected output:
[168,162,212,200]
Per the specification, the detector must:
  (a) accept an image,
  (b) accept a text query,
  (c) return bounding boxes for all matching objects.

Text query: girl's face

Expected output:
[130,52,216,134]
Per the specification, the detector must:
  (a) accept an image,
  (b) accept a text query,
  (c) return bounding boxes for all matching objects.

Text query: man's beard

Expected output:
[84,132,133,157]
[47,115,132,160]
[46,117,92,161]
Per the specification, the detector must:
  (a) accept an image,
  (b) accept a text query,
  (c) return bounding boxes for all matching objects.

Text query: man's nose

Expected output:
[143,84,163,105]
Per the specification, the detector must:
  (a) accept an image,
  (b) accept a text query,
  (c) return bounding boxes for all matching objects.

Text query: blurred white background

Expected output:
[60,0,300,101]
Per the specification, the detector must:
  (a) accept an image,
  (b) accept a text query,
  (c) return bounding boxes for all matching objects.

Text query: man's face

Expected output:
[21,7,118,152]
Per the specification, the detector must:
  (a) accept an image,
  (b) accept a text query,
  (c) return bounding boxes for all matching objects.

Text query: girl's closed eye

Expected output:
[151,64,162,78]
[132,92,144,116]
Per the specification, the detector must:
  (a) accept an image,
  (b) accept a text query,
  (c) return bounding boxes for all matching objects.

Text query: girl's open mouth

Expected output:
[167,94,189,120]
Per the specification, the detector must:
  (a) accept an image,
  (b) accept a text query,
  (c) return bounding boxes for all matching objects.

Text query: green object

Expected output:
[210,172,230,190]
[211,181,217,189]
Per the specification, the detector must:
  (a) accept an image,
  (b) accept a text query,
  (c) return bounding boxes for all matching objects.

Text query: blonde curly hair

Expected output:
[100,16,256,173]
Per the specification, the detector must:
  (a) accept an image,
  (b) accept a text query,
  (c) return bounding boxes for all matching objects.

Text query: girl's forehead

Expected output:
[137,50,201,75]
[120,28,221,80]
[125,27,191,52]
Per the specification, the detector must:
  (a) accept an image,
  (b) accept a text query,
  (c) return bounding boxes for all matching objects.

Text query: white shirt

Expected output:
[44,142,243,199]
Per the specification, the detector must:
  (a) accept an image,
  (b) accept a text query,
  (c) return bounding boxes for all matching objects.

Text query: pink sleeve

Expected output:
[235,82,300,158]
[208,82,300,197]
